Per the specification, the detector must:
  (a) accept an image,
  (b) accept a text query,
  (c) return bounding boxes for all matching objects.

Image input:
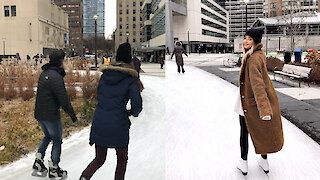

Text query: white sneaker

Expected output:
[237,159,248,176]
[258,157,269,174]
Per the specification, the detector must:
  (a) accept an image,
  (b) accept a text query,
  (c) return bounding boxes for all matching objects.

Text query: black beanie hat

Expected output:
[49,50,65,67]
[244,28,263,45]
[116,43,132,64]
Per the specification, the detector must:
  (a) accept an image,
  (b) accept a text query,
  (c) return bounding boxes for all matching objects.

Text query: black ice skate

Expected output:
[48,160,68,179]
[32,153,48,177]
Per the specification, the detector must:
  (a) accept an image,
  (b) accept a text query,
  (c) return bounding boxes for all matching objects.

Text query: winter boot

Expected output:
[237,159,248,176]
[32,152,48,177]
[258,157,269,174]
[48,160,68,179]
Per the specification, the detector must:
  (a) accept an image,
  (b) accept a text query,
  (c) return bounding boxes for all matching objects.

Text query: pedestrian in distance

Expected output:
[32,50,78,179]
[27,55,31,61]
[33,53,39,66]
[171,42,188,73]
[158,52,165,69]
[80,43,143,180]
[132,54,141,76]
[234,28,284,176]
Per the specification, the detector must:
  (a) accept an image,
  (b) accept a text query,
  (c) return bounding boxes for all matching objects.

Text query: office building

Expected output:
[83,0,105,39]
[54,0,83,55]
[0,0,68,59]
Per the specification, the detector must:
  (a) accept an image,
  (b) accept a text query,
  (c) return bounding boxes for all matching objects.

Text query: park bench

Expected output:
[274,64,312,88]
[223,55,241,67]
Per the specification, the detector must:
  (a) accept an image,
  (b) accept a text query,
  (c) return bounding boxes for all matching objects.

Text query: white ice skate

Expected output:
[48,160,68,180]
[258,157,269,174]
[237,159,248,176]
[31,153,48,177]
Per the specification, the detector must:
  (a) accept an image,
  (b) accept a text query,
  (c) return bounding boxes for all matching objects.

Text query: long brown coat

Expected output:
[239,43,284,154]
[171,46,187,66]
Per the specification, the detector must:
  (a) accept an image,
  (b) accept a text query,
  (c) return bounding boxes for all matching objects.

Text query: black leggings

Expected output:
[177,65,185,73]
[239,115,267,160]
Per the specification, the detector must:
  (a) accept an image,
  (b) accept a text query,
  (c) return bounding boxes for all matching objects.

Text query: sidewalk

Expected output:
[182,54,320,144]
[140,62,165,77]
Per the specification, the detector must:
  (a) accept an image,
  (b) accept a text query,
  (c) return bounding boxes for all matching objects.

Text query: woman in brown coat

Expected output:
[234,28,284,176]
[171,42,188,73]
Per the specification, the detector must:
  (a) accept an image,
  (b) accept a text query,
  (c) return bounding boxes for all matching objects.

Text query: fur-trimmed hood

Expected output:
[242,43,263,64]
[99,63,138,85]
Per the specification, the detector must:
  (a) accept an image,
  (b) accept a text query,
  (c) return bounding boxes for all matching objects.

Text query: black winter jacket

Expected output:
[34,63,76,122]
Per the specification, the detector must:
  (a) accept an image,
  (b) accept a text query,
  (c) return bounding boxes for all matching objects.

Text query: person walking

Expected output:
[80,43,143,180]
[32,50,77,179]
[158,52,165,69]
[234,28,284,176]
[132,54,141,75]
[171,42,188,73]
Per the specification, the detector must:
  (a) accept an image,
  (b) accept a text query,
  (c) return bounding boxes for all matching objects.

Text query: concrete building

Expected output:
[83,0,105,39]
[115,0,144,51]
[234,12,320,52]
[170,0,229,53]
[54,0,83,56]
[0,0,68,59]
[224,0,264,52]
[264,0,320,18]
[140,0,166,62]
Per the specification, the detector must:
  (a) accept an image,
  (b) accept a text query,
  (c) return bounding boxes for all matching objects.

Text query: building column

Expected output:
[166,0,174,53]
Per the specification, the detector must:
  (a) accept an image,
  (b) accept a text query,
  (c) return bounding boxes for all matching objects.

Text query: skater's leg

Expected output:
[239,115,249,160]
[42,120,63,166]
[177,64,181,73]
[37,120,52,159]
[261,155,267,159]
[81,145,108,179]
[115,147,128,180]
[181,65,185,73]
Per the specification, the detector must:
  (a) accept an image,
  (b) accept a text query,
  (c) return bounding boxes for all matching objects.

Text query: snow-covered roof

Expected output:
[253,12,320,26]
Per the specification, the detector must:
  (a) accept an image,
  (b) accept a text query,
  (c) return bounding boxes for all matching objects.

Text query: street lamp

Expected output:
[93,14,99,68]
[126,32,129,43]
[244,0,250,31]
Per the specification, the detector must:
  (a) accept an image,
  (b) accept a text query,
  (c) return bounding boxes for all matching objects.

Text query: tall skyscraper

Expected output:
[54,0,83,55]
[83,0,105,39]
[115,0,144,50]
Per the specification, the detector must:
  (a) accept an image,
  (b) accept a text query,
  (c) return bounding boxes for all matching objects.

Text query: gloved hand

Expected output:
[127,110,132,117]
[262,115,271,121]
[71,115,78,123]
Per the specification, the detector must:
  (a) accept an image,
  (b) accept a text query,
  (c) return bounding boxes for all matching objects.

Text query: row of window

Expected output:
[119,1,143,8]
[119,9,143,15]
[201,0,226,17]
[61,4,80,8]
[201,18,227,32]
[119,31,143,37]
[119,16,143,22]
[201,8,226,25]
[4,5,16,17]
[202,29,227,39]
[119,38,144,43]
[119,23,143,30]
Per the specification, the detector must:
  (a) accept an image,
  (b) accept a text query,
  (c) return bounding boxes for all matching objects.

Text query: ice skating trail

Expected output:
[165,61,320,180]
[0,75,165,180]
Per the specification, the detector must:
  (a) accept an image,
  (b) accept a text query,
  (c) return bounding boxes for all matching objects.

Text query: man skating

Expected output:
[32,50,78,179]
[171,42,188,73]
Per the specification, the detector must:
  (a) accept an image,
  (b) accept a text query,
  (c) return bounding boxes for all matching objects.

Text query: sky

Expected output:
[105,0,116,38]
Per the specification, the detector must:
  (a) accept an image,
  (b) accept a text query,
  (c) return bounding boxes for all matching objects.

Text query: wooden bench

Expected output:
[274,64,312,87]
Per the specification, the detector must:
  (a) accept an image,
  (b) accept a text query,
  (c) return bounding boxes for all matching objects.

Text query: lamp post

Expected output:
[244,0,250,31]
[93,14,99,68]
[126,32,129,43]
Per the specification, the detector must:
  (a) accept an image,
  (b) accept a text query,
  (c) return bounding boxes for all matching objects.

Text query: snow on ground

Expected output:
[168,53,231,66]
[165,61,320,180]
[0,75,165,180]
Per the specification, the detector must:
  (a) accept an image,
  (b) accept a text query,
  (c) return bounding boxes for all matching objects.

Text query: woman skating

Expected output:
[80,43,143,180]
[234,28,284,175]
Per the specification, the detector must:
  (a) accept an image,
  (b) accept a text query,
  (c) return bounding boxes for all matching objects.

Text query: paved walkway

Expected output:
[141,63,165,77]
[177,54,320,144]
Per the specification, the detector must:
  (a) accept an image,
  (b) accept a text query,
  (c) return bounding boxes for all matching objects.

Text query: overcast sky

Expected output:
[104,1,116,38]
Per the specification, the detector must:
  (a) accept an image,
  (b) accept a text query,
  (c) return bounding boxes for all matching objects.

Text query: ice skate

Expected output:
[258,157,269,174]
[48,160,68,179]
[31,152,48,177]
[79,176,88,180]
[237,159,248,176]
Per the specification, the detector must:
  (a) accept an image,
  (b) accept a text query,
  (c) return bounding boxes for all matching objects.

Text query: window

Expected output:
[4,6,9,17]
[140,2,143,6]
[126,24,129,29]
[126,10,129,14]
[133,38,136,43]
[133,2,136,6]
[133,17,136,21]
[120,10,122,14]
[133,10,136,14]
[120,25,123,29]
[11,6,16,16]
[120,17,122,22]
[133,24,136,28]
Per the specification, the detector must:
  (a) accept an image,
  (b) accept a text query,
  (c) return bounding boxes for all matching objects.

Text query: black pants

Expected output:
[160,63,164,69]
[177,65,185,73]
[239,115,267,160]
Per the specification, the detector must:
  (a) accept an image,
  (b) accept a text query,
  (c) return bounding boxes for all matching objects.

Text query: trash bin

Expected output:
[294,49,303,63]
[284,51,292,64]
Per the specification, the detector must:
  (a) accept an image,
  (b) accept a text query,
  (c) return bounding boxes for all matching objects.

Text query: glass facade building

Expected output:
[83,0,105,38]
